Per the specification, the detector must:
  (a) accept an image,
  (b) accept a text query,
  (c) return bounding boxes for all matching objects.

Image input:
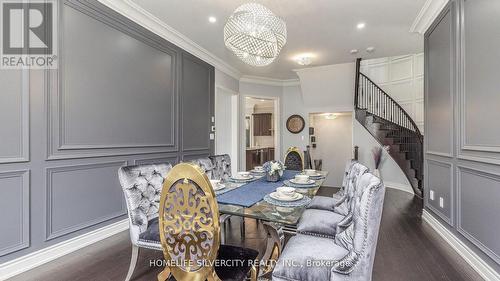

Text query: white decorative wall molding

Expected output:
[0,170,30,256]
[422,210,500,281]
[45,161,128,241]
[97,0,241,80]
[410,0,450,35]
[0,70,29,164]
[361,53,424,133]
[240,75,300,87]
[0,219,129,281]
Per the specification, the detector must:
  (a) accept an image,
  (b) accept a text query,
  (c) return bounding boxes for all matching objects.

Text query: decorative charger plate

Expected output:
[286,115,305,134]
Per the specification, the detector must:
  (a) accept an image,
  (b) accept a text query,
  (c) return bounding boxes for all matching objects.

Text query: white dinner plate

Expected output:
[251,169,265,173]
[213,183,225,191]
[290,178,315,185]
[232,175,254,180]
[303,172,322,177]
[269,192,303,202]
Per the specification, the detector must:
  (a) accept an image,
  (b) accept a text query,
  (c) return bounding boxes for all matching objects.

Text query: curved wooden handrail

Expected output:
[358,73,423,143]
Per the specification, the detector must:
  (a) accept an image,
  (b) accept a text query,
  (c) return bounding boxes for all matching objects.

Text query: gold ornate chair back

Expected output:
[284,146,304,171]
[158,163,220,281]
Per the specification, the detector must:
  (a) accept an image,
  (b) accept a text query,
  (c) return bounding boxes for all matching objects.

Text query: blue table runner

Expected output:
[216,170,300,207]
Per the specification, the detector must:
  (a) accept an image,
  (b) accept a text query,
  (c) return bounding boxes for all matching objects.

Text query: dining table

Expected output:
[214,170,329,275]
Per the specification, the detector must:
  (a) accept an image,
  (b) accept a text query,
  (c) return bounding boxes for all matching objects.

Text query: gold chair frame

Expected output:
[158,163,257,281]
[283,146,304,170]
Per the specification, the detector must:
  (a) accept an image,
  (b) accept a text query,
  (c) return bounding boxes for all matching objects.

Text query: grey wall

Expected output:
[425,0,500,272]
[0,0,214,263]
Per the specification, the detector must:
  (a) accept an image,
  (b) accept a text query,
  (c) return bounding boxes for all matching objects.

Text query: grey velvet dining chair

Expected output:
[272,172,386,281]
[306,160,357,212]
[118,163,172,281]
[296,162,369,238]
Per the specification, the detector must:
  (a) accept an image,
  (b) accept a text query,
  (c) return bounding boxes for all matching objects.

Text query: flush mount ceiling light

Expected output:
[357,22,366,29]
[366,46,376,53]
[324,113,338,120]
[208,16,217,23]
[350,49,359,55]
[293,53,314,66]
[224,3,287,66]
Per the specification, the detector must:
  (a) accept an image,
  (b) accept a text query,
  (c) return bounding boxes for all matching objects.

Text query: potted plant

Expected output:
[263,160,285,182]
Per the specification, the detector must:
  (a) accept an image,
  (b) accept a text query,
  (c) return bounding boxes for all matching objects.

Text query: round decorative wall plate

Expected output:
[286,115,305,134]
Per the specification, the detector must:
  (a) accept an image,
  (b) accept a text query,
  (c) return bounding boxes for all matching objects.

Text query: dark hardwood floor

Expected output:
[8,188,482,281]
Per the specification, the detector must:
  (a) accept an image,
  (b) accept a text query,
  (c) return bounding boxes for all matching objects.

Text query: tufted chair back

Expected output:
[209,154,232,181]
[190,157,215,179]
[338,160,357,197]
[335,163,369,216]
[284,147,304,171]
[118,163,172,245]
[331,173,385,280]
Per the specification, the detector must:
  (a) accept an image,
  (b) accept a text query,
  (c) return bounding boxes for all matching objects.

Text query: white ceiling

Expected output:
[132,0,426,79]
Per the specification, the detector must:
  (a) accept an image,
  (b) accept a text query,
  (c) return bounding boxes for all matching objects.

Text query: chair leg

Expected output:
[157,268,171,281]
[125,245,139,281]
[240,218,246,239]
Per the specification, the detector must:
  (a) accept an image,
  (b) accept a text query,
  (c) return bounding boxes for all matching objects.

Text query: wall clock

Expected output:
[286,115,305,134]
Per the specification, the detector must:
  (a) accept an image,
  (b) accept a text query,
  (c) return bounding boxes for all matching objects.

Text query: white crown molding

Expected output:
[97,0,242,79]
[240,75,300,87]
[422,210,500,281]
[0,219,128,280]
[410,0,449,35]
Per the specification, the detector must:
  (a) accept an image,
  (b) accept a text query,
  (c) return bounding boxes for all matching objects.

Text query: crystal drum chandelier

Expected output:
[224,3,287,66]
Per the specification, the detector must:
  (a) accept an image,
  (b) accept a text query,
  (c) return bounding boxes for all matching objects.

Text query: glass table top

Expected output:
[216,171,328,225]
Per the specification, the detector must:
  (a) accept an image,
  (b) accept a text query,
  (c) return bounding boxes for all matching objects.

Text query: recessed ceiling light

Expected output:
[366,46,375,53]
[208,16,217,23]
[293,53,315,66]
[350,49,359,55]
[357,22,366,29]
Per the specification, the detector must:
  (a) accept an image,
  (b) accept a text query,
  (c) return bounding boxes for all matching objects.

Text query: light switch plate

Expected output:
[209,133,215,140]
[430,190,434,200]
[439,197,444,208]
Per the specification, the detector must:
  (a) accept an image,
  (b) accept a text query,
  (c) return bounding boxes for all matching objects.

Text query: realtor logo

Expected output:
[1,0,58,69]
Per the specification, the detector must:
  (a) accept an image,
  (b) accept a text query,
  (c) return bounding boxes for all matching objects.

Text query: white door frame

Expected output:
[215,85,239,175]
[239,94,281,171]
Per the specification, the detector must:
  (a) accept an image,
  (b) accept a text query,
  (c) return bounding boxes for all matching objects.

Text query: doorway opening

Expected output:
[244,97,278,171]
[215,86,239,175]
[309,112,353,187]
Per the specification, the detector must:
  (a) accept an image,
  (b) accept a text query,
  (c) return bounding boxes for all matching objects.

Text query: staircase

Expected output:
[354,58,423,198]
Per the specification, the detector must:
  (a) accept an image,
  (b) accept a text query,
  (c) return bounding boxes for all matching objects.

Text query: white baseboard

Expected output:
[384,181,414,195]
[0,219,129,281]
[422,210,500,281]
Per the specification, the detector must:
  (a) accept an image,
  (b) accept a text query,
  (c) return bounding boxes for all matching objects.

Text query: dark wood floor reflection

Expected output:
[9,188,482,281]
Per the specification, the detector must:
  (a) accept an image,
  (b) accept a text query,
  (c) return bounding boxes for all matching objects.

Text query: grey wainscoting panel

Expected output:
[461,0,500,154]
[181,53,214,153]
[0,70,28,163]
[0,170,29,256]
[182,153,210,162]
[458,166,500,264]
[426,160,453,224]
[134,155,179,165]
[425,7,454,157]
[47,2,179,159]
[45,161,127,240]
